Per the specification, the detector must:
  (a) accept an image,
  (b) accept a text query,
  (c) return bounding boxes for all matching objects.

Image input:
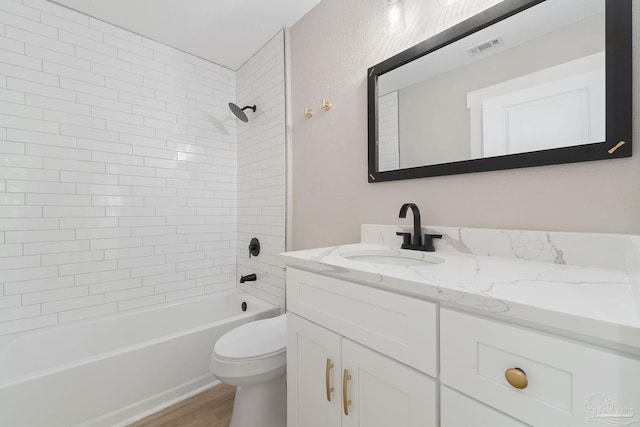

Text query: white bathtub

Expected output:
[0,290,280,427]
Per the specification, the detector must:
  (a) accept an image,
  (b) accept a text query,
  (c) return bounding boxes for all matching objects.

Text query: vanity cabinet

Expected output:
[440,308,640,427]
[285,266,640,427]
[286,267,438,427]
[287,313,437,427]
[441,386,528,427]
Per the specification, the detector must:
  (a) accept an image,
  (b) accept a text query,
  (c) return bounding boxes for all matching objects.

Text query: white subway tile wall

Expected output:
[0,0,294,335]
[236,31,286,309]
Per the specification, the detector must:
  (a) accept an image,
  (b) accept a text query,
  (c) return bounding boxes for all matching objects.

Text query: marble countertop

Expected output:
[280,242,640,354]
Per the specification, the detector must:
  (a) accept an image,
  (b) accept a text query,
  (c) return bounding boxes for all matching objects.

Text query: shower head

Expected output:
[228,103,256,122]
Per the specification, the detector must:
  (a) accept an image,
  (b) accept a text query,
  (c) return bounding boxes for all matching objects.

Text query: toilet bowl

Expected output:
[210,314,287,427]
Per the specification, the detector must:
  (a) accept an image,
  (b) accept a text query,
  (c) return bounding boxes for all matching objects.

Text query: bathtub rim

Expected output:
[0,289,279,389]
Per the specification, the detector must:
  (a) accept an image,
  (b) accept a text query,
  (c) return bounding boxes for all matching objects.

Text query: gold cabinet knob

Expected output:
[505,367,528,389]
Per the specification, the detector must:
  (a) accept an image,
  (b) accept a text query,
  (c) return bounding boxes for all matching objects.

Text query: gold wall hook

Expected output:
[322,98,332,111]
[304,107,313,118]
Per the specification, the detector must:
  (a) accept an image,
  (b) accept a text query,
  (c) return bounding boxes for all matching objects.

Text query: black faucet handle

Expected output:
[423,233,442,252]
[248,237,260,258]
[396,232,411,247]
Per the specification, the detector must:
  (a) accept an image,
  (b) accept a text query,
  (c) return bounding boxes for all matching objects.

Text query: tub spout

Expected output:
[240,273,257,283]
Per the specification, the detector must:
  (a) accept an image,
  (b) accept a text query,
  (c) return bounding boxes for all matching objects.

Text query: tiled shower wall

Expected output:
[0,0,241,335]
[236,32,286,309]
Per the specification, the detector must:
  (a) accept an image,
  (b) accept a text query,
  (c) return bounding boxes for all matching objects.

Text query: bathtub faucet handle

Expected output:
[248,238,260,258]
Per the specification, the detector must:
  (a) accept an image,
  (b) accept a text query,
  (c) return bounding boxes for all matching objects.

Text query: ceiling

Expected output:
[51,0,322,70]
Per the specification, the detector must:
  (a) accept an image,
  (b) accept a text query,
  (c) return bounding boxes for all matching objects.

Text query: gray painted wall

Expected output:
[290,0,639,250]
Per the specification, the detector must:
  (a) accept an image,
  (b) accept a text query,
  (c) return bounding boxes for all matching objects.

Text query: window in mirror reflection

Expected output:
[376,0,605,171]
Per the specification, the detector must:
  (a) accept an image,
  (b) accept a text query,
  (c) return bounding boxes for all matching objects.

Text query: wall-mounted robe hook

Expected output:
[322,98,332,111]
[304,107,314,118]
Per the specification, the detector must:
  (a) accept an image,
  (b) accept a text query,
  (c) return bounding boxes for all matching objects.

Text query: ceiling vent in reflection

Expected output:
[465,36,504,56]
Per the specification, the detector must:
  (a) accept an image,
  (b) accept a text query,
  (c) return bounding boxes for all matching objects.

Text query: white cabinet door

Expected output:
[441,308,640,427]
[441,386,529,427]
[341,339,437,427]
[287,313,341,427]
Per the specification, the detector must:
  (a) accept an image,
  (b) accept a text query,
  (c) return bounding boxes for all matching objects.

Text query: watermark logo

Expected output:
[585,393,638,426]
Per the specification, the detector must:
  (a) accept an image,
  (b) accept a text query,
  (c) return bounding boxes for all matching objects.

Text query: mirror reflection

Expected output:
[376,0,605,172]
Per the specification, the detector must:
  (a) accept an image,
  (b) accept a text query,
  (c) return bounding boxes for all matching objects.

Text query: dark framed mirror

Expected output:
[367,0,631,183]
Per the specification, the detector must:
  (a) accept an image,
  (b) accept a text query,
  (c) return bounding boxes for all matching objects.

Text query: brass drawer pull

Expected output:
[505,367,528,389]
[343,369,352,415]
[325,358,335,401]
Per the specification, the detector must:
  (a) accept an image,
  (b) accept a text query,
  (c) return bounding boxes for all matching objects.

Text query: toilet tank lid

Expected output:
[214,314,286,359]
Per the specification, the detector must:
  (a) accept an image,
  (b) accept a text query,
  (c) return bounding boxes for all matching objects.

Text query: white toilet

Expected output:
[210,314,287,427]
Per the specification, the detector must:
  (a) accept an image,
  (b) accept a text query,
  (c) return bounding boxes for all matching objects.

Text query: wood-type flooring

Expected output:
[128,384,236,427]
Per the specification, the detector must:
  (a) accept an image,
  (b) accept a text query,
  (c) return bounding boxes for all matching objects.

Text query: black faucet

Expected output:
[240,273,257,283]
[396,203,442,252]
[398,203,422,246]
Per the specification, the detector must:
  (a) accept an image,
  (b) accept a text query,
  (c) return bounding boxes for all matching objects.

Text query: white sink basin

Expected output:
[339,249,443,266]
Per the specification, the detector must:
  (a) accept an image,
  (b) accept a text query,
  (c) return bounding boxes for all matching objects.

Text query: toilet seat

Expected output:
[214,315,286,360]
[210,314,287,384]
